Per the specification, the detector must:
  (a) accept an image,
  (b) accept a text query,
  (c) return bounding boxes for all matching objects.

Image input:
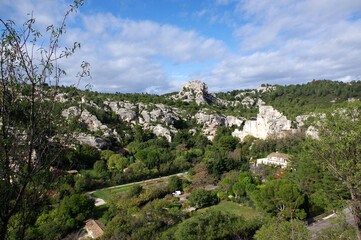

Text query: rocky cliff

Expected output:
[58,81,320,148]
[232,106,292,141]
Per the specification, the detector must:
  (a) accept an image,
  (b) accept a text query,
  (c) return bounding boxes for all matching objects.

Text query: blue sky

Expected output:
[1,0,361,94]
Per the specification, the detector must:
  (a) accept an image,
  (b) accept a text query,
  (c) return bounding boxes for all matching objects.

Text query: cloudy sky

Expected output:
[1,0,361,94]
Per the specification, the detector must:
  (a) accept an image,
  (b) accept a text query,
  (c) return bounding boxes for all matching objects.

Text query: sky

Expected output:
[1,0,361,94]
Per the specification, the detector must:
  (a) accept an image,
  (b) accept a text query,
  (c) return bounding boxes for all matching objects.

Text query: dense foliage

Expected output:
[262,80,361,119]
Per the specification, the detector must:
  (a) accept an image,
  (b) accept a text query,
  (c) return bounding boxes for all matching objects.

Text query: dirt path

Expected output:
[86,172,186,206]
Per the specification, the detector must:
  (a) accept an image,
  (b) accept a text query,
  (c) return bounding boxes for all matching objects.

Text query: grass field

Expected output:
[91,184,139,202]
[91,177,170,202]
[201,201,261,220]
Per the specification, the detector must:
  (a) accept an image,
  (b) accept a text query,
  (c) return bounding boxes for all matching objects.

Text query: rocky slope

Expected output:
[58,80,331,148]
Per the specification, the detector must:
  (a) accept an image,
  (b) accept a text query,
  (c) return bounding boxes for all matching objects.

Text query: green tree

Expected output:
[93,160,108,178]
[0,2,87,239]
[289,148,349,213]
[108,154,129,172]
[254,179,306,220]
[101,150,115,161]
[168,176,182,193]
[232,182,246,198]
[219,177,233,194]
[217,135,239,152]
[77,144,100,169]
[35,194,94,239]
[188,189,217,208]
[307,101,361,239]
[213,126,233,144]
[254,218,311,240]
[173,209,258,240]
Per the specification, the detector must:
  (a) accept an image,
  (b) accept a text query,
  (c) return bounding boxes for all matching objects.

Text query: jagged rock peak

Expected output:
[179,80,208,95]
[175,80,218,105]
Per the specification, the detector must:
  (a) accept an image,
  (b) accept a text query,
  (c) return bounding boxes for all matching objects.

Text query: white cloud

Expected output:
[0,0,69,27]
[57,13,227,93]
[192,0,361,92]
[2,0,361,94]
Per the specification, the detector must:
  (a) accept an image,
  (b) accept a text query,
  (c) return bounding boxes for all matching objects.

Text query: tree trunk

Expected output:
[0,218,9,240]
[349,188,361,240]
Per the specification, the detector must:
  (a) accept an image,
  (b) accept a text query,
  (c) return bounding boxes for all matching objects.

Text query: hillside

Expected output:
[3,79,361,239]
[54,79,361,150]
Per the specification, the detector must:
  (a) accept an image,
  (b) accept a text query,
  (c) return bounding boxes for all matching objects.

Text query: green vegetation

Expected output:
[254,218,311,240]
[262,80,361,119]
[94,205,110,225]
[167,209,262,240]
[92,184,139,202]
[3,19,360,240]
[297,101,361,238]
[202,201,261,220]
[188,189,218,208]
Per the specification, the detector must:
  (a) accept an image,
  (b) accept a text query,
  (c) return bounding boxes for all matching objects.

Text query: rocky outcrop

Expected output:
[232,106,291,141]
[241,96,255,107]
[106,102,138,123]
[55,93,68,103]
[140,104,183,126]
[173,80,219,105]
[62,107,110,134]
[306,126,319,140]
[257,85,276,93]
[103,101,186,141]
[257,99,265,106]
[143,124,174,142]
[194,110,244,140]
[75,133,110,149]
[295,115,311,128]
[236,91,256,98]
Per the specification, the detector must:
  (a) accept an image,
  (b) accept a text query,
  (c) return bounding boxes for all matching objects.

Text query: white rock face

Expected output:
[55,93,68,103]
[241,96,255,107]
[306,126,319,140]
[257,86,276,93]
[194,112,225,140]
[106,102,138,123]
[295,115,311,127]
[174,80,218,105]
[76,133,110,149]
[140,104,182,126]
[143,124,173,142]
[235,91,256,98]
[194,111,244,140]
[256,98,265,106]
[62,107,110,134]
[232,106,291,141]
[226,116,244,127]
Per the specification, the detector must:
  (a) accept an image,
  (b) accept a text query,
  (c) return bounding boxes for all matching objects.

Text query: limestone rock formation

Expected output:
[106,101,138,123]
[173,80,218,105]
[62,107,110,134]
[143,124,174,142]
[55,93,68,103]
[194,110,244,140]
[140,104,183,126]
[256,98,265,106]
[232,106,291,141]
[257,85,276,93]
[306,126,319,140]
[241,96,255,107]
[75,133,110,149]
